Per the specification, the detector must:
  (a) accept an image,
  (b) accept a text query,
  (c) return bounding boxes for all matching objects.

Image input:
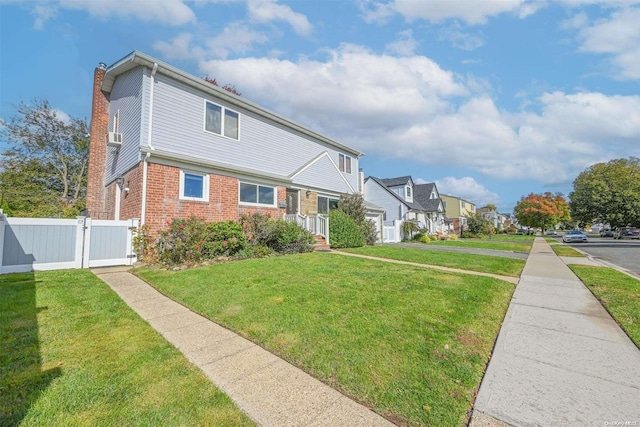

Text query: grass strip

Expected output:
[0,270,253,427]
[342,245,525,277]
[570,265,640,347]
[136,253,515,426]
[551,245,587,257]
[419,240,531,253]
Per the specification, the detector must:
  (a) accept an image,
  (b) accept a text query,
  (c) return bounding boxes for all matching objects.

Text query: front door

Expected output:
[286,189,299,215]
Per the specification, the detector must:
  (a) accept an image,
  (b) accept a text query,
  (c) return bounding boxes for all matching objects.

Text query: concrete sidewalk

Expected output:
[93,269,394,427]
[471,238,640,426]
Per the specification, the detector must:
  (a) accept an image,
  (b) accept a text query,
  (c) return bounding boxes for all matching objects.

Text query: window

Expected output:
[318,196,339,214]
[406,185,412,198]
[240,182,275,206]
[338,153,352,174]
[180,170,209,201]
[205,101,239,140]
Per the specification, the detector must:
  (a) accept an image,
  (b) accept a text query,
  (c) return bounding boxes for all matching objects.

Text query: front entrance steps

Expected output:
[312,235,330,251]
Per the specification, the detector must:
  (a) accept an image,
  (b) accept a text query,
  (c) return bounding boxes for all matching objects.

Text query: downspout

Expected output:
[141,63,158,225]
[147,63,158,150]
[141,152,150,225]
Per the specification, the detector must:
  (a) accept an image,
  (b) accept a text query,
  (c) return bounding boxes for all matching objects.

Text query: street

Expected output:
[556,235,640,276]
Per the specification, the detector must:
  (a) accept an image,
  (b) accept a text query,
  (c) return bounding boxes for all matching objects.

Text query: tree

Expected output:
[482,204,498,211]
[401,219,420,240]
[465,213,494,235]
[0,99,89,217]
[337,193,377,245]
[569,157,640,228]
[514,192,570,231]
[203,76,242,96]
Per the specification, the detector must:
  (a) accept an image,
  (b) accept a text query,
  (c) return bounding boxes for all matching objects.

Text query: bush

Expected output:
[337,193,378,245]
[240,213,313,254]
[461,231,478,239]
[419,235,431,243]
[157,217,246,265]
[448,234,458,240]
[329,210,365,248]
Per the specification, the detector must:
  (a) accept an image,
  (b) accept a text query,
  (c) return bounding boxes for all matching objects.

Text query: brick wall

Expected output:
[119,163,143,220]
[86,65,109,219]
[143,163,286,235]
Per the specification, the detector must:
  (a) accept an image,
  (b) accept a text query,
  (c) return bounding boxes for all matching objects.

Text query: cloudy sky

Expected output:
[1,0,639,211]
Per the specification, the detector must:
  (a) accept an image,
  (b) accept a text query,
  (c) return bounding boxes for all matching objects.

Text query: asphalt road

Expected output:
[553,235,640,276]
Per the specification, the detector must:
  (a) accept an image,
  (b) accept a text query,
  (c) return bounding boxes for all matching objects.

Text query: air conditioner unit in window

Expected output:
[106,132,122,148]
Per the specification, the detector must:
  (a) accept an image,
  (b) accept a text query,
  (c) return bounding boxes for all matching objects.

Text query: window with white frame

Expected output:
[317,196,339,214]
[205,101,239,140]
[338,153,352,174]
[180,170,209,201]
[239,182,276,206]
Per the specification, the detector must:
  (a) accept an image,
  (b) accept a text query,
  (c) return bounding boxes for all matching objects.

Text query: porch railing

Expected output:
[283,213,329,245]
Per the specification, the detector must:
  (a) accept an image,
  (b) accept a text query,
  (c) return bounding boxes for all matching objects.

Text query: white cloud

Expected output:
[53,109,71,124]
[154,33,204,61]
[438,26,485,51]
[205,23,269,59]
[435,176,500,207]
[247,0,312,36]
[362,0,528,25]
[385,29,419,56]
[13,0,196,28]
[575,7,640,79]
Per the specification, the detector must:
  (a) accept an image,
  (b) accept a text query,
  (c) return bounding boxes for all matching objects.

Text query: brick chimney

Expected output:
[86,62,109,218]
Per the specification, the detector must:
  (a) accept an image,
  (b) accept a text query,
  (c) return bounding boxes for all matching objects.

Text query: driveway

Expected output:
[386,242,529,260]
[559,236,640,277]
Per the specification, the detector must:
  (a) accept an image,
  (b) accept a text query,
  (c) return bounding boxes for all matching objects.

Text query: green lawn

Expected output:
[342,245,525,277]
[570,265,640,347]
[476,234,536,242]
[136,253,516,426]
[0,270,253,427]
[551,244,587,257]
[415,239,531,253]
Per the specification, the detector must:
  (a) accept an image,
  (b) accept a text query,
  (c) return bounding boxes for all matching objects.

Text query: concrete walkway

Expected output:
[332,251,520,284]
[387,242,529,260]
[471,238,640,426]
[93,268,394,427]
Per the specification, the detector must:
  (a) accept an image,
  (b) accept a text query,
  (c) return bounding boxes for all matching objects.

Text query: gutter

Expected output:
[147,63,158,150]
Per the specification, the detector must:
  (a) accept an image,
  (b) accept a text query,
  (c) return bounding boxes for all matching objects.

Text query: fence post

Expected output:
[82,217,92,268]
[0,211,6,274]
[128,218,140,265]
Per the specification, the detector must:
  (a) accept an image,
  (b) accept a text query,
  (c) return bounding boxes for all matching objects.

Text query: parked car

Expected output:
[563,230,588,243]
[613,227,640,240]
[600,229,614,237]
[545,229,557,235]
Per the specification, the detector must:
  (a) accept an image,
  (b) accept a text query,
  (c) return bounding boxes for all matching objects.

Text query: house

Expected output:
[413,182,447,234]
[440,194,476,235]
[363,175,446,241]
[86,51,364,243]
[477,207,508,231]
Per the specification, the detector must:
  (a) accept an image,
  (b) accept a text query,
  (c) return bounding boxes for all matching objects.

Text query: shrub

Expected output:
[448,234,458,240]
[412,231,426,241]
[419,235,431,244]
[157,217,247,265]
[329,210,365,248]
[461,231,477,239]
[240,213,313,254]
[337,193,378,245]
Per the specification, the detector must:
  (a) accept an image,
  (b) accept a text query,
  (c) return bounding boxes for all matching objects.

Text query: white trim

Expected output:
[114,182,121,221]
[239,181,277,207]
[180,170,210,202]
[203,99,240,141]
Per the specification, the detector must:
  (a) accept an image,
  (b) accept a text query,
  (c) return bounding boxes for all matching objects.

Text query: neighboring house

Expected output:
[86,51,363,242]
[441,194,476,235]
[413,182,446,234]
[363,175,446,241]
[477,207,508,231]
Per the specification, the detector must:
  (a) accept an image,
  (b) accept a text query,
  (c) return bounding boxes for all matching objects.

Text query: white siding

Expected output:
[364,180,404,222]
[292,154,352,194]
[105,67,144,183]
[149,73,359,193]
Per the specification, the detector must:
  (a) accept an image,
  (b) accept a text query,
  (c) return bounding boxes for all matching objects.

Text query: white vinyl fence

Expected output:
[0,213,138,274]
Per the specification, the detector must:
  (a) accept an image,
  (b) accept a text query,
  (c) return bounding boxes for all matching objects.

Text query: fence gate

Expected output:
[0,214,138,274]
[84,219,138,268]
